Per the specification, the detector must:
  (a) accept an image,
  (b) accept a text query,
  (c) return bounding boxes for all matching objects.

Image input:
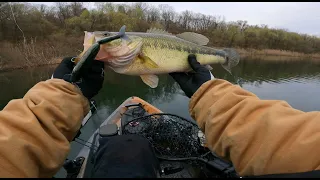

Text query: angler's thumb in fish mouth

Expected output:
[169,54,214,98]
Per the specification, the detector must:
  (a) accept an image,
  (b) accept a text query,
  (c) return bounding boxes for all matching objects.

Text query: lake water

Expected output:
[1,58,320,177]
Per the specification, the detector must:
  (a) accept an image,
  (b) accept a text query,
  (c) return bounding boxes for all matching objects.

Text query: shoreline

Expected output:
[0,58,62,73]
[1,49,320,72]
[235,48,320,61]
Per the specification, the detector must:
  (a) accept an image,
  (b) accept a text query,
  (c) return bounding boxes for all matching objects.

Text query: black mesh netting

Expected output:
[121,113,209,159]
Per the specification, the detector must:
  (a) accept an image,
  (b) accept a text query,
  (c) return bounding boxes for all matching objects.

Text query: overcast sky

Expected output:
[30,2,320,36]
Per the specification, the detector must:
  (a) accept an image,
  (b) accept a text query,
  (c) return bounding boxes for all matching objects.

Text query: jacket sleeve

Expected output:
[189,79,320,176]
[0,79,90,177]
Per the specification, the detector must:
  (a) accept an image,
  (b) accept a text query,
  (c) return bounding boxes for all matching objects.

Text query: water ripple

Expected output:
[240,72,320,86]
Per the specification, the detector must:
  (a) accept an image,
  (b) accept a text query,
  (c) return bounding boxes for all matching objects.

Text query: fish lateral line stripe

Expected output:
[139,36,223,56]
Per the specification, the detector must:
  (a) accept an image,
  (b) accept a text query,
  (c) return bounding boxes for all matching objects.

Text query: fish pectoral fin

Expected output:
[204,64,213,71]
[176,32,209,46]
[138,54,159,68]
[140,74,159,88]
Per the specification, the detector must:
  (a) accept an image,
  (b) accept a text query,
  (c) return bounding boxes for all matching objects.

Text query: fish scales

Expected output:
[114,34,224,75]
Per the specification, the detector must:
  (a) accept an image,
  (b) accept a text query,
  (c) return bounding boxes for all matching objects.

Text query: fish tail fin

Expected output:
[220,48,240,74]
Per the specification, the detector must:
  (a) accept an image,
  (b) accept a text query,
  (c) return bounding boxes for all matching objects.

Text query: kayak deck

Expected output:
[76,96,162,178]
[109,96,162,127]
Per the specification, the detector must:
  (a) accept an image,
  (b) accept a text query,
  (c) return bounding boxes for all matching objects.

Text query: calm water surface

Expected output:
[1,59,320,177]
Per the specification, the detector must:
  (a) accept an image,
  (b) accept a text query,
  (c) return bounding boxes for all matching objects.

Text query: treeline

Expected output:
[1,2,320,54]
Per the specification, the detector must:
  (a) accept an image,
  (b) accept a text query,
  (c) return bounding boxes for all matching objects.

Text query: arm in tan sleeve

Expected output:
[189,79,320,176]
[0,79,90,177]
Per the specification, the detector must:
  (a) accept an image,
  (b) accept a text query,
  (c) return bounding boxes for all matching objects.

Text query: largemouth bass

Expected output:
[77,26,240,88]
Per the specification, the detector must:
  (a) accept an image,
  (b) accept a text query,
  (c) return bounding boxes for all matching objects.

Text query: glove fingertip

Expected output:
[61,56,74,63]
[61,56,76,69]
[188,54,203,72]
[188,54,196,60]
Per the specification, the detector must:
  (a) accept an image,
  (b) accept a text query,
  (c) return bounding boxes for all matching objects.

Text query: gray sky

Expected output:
[30,2,320,36]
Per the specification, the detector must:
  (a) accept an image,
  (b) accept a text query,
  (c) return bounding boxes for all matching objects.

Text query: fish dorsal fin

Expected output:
[176,32,209,46]
[146,28,172,36]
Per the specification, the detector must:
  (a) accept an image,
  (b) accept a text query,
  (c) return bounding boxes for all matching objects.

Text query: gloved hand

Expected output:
[169,54,214,98]
[52,57,105,100]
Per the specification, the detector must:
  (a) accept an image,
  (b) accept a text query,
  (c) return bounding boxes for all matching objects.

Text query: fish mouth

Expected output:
[96,35,143,68]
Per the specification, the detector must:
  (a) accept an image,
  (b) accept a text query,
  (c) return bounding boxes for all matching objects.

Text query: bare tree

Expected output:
[69,2,84,17]
[236,20,248,32]
[158,4,174,31]
[146,6,160,23]
[179,10,192,30]
[55,2,71,25]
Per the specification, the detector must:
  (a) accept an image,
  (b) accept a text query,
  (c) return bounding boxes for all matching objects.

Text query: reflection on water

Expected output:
[226,60,320,112]
[0,66,55,110]
[1,59,320,177]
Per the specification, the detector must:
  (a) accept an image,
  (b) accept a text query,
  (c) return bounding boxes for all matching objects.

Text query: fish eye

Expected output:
[104,32,111,37]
